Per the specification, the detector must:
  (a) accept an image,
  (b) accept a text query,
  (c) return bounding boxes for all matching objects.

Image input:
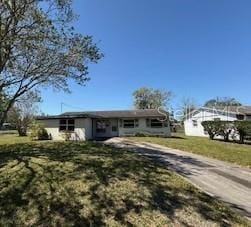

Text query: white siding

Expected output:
[37,118,92,141]
[184,110,237,137]
[37,119,61,140]
[118,118,171,137]
[246,115,251,120]
[38,117,171,140]
[92,119,118,138]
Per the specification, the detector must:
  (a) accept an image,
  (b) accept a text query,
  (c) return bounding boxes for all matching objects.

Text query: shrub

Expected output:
[216,121,234,142]
[201,121,221,140]
[134,132,148,137]
[202,120,251,143]
[37,127,50,140]
[234,121,251,144]
[201,121,234,141]
[134,132,165,137]
[61,131,72,141]
[29,121,50,140]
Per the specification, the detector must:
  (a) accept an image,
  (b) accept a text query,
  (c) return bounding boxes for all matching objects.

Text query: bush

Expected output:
[201,121,222,140]
[29,121,50,140]
[134,132,148,137]
[202,120,251,143]
[134,132,166,137]
[61,131,72,141]
[202,120,233,141]
[216,121,234,142]
[37,127,50,140]
[234,121,251,144]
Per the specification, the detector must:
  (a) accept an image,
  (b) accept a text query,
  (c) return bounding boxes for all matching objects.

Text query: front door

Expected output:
[94,119,118,138]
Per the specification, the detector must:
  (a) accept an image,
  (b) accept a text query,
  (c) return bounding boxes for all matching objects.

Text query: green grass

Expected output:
[130,133,251,168]
[0,135,250,226]
[0,133,31,145]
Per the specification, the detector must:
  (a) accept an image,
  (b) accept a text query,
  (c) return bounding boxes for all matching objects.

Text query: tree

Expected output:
[201,121,221,140]
[0,0,103,127]
[202,120,233,141]
[133,87,172,109]
[8,91,40,136]
[179,97,197,120]
[201,120,231,140]
[0,92,8,116]
[234,121,251,144]
[204,97,242,108]
[202,120,251,143]
[216,121,234,142]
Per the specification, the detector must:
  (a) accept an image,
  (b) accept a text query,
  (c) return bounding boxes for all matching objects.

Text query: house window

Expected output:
[123,119,138,128]
[192,120,198,127]
[236,114,244,120]
[146,118,168,128]
[150,119,163,128]
[96,120,107,133]
[112,126,117,132]
[59,119,75,132]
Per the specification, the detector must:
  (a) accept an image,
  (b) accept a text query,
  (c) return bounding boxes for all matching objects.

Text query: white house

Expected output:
[184,106,251,137]
[37,109,171,141]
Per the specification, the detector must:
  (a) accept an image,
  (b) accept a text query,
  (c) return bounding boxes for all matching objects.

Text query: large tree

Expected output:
[0,0,103,126]
[204,97,242,108]
[133,87,172,109]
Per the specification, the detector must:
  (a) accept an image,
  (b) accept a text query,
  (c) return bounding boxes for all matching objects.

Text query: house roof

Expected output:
[36,109,169,120]
[185,106,251,119]
[211,106,251,115]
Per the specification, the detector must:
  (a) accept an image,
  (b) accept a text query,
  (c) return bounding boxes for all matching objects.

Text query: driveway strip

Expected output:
[104,137,251,219]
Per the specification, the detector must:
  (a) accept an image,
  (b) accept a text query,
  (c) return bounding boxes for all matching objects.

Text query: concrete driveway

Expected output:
[104,137,251,218]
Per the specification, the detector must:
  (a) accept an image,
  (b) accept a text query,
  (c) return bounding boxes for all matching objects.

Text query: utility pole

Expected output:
[60,102,64,113]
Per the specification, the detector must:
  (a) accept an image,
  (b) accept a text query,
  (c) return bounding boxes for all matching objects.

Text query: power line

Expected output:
[60,102,84,113]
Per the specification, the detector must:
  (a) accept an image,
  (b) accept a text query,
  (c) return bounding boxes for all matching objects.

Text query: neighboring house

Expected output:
[184,106,251,137]
[36,109,171,141]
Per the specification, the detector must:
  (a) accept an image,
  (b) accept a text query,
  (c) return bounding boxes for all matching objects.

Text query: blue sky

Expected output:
[40,0,251,114]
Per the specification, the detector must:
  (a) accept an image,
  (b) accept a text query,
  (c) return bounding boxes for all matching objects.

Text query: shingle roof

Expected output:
[206,106,251,115]
[37,109,169,120]
[185,106,251,119]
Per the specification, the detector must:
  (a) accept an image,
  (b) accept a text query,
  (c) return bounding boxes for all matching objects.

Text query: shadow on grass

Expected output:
[213,138,251,146]
[0,142,248,226]
[170,135,186,140]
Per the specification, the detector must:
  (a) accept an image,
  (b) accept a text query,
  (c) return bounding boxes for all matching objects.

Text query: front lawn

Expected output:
[130,133,251,168]
[0,137,249,226]
[0,133,31,145]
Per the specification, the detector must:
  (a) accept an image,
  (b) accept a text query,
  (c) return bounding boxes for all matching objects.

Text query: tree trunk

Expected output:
[17,127,27,136]
[224,133,229,142]
[239,134,245,144]
[0,110,9,129]
[209,133,214,140]
[0,96,18,128]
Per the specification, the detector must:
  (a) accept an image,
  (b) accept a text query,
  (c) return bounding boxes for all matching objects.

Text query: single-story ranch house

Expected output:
[184,106,251,137]
[37,109,171,141]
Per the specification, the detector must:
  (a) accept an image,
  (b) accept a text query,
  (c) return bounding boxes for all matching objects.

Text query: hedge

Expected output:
[201,120,251,143]
[234,121,251,143]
